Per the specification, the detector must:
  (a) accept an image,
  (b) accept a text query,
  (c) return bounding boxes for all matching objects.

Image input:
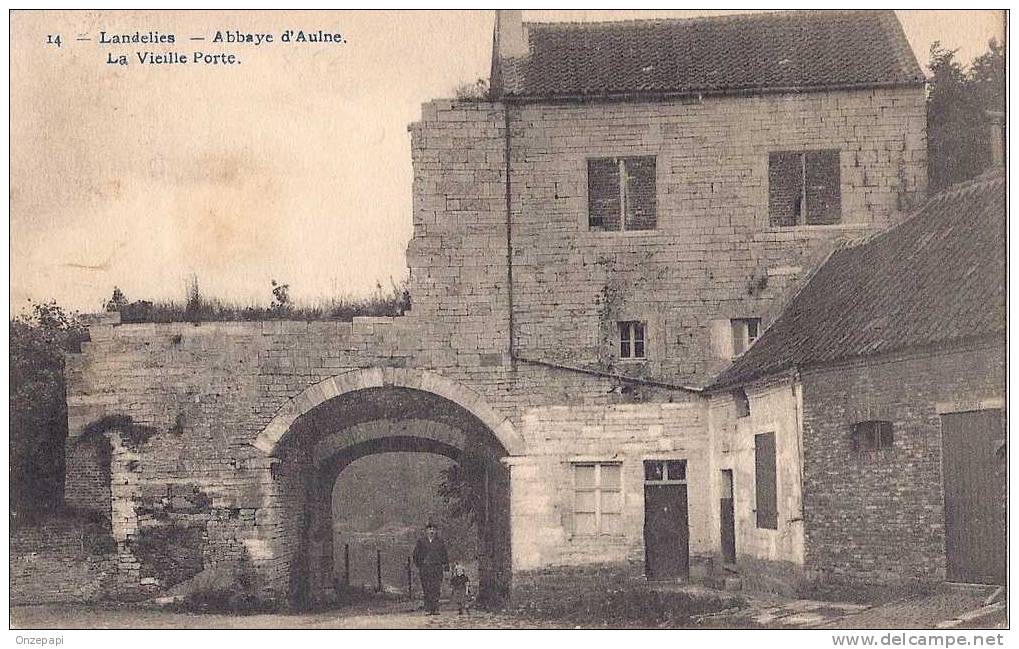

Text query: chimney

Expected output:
[987,110,1005,168]
[494,10,528,59]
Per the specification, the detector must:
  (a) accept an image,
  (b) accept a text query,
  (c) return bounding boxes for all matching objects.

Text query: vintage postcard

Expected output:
[7,7,1009,639]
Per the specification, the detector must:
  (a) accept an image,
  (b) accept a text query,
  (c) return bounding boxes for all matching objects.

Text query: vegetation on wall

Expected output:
[9,301,89,524]
[133,525,207,588]
[926,39,1005,192]
[77,414,159,452]
[109,278,410,324]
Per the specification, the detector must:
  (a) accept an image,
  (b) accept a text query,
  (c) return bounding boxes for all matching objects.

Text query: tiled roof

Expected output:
[711,171,1006,390]
[495,10,924,99]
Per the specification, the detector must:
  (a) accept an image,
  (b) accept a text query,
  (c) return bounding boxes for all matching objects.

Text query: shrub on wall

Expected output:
[133,525,207,588]
[10,301,89,525]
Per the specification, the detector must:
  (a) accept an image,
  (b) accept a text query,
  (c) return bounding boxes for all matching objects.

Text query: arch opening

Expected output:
[263,383,512,609]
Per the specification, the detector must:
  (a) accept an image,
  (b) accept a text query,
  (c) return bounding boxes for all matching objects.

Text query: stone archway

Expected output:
[253,368,525,457]
[253,369,519,608]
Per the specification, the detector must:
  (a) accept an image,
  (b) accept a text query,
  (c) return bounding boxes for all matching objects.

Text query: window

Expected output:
[733,388,751,419]
[618,321,646,360]
[588,156,657,231]
[851,421,894,455]
[573,462,623,536]
[731,318,761,357]
[754,432,778,529]
[644,459,686,483]
[768,150,841,226]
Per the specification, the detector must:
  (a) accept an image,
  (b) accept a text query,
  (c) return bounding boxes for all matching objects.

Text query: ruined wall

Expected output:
[11,519,117,604]
[406,100,511,364]
[64,434,111,517]
[64,314,702,601]
[506,86,927,386]
[799,340,1006,584]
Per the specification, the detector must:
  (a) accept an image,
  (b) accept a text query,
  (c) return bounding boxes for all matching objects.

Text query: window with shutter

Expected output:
[588,158,621,230]
[768,150,841,226]
[730,318,761,357]
[624,157,657,230]
[588,156,656,231]
[851,420,894,456]
[754,432,778,529]
[805,150,841,225]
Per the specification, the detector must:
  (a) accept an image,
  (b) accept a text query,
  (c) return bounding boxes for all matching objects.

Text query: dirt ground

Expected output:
[10,599,567,630]
[10,586,1004,630]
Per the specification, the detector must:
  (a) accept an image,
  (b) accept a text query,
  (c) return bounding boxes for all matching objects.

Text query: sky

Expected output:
[9,9,1006,313]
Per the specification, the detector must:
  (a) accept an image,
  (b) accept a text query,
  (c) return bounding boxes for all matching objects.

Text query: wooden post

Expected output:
[376,548,382,592]
[342,542,350,586]
[406,556,413,599]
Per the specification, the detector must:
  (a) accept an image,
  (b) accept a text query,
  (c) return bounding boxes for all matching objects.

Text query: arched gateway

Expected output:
[254,368,523,607]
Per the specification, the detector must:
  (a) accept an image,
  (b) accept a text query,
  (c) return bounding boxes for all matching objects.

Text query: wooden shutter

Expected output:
[624,156,657,230]
[755,432,778,529]
[768,152,802,227]
[588,158,621,230]
[805,150,841,225]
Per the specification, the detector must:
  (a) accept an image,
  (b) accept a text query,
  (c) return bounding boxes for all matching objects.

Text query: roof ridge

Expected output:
[914,169,1005,210]
[522,9,881,30]
[834,169,1006,255]
[874,10,926,81]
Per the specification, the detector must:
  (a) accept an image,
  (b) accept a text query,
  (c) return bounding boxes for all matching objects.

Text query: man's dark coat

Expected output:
[413,534,449,613]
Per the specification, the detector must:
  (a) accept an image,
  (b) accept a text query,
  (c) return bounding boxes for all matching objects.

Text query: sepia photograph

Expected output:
[7,6,1010,639]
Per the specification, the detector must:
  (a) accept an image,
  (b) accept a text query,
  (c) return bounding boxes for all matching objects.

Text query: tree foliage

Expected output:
[437,458,486,527]
[926,39,1005,192]
[10,301,89,524]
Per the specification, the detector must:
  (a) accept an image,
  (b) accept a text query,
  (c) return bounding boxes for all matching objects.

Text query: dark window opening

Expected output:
[769,150,841,226]
[851,420,894,455]
[733,389,751,419]
[754,432,778,529]
[619,321,646,360]
[644,459,686,483]
[588,156,657,231]
[731,318,761,357]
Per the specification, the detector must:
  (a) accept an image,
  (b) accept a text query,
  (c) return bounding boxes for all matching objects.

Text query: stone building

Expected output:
[61,10,941,606]
[706,169,1006,590]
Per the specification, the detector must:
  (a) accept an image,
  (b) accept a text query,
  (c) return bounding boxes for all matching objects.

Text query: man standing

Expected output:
[412,522,449,615]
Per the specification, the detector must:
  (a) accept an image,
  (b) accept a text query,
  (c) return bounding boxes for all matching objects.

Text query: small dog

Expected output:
[449,563,471,615]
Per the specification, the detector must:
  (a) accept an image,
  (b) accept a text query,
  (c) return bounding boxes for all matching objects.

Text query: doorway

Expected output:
[643,459,690,580]
[720,469,736,564]
[941,408,1006,584]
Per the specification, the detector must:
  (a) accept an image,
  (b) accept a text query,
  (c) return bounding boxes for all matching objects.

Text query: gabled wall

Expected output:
[408,87,927,389]
[707,377,805,592]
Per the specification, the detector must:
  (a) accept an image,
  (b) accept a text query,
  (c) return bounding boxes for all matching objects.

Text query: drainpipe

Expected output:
[504,102,516,368]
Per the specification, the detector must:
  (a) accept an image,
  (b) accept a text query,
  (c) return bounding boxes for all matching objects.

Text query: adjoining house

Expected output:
[52,9,1002,609]
[706,169,1006,590]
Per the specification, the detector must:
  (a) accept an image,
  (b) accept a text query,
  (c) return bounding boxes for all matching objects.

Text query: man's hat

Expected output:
[425,521,437,530]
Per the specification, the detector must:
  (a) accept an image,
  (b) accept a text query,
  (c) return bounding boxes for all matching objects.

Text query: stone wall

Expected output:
[508,398,707,572]
[11,518,117,605]
[65,313,705,600]
[799,340,1006,584]
[64,433,111,516]
[60,87,930,602]
[505,87,927,387]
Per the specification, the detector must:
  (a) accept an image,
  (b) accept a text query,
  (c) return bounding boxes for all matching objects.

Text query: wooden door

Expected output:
[720,470,736,564]
[941,409,1006,584]
[643,484,689,580]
